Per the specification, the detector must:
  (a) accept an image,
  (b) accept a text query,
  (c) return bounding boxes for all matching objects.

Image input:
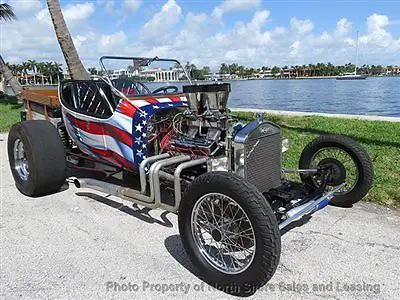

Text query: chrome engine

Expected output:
[147,83,283,193]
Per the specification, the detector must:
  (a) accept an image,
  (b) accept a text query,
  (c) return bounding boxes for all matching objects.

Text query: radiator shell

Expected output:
[234,121,282,193]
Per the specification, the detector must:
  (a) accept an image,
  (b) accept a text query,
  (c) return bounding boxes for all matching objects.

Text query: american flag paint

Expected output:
[62,95,188,171]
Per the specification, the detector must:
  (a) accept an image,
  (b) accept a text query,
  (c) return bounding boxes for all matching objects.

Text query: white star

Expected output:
[142,144,146,149]
[137,149,143,157]
[134,137,142,145]
[142,132,146,138]
[140,111,148,118]
[142,120,147,126]
[168,104,174,107]
[152,105,159,109]
[135,123,143,132]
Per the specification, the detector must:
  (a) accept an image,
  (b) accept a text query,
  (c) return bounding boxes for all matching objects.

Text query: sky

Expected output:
[1,0,399,71]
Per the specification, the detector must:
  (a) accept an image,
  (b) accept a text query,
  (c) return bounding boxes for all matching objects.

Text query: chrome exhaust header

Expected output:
[74,154,208,212]
[278,183,346,230]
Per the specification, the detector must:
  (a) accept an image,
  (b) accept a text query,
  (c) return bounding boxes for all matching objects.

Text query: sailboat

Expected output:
[336,31,368,80]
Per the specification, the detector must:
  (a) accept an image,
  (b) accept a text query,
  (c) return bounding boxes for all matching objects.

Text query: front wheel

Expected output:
[178,172,281,296]
[299,134,373,207]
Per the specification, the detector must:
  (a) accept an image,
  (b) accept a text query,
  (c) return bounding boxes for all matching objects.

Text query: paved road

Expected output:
[1,132,399,300]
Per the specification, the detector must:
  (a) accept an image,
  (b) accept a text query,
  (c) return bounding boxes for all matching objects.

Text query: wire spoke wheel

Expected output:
[299,134,373,207]
[13,138,29,181]
[310,147,359,195]
[191,193,256,275]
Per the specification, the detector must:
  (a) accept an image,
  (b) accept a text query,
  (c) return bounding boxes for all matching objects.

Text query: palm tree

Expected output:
[0,3,16,22]
[0,4,22,98]
[46,0,89,80]
[27,59,38,84]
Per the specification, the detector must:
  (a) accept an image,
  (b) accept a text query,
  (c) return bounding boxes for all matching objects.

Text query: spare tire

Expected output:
[8,120,66,196]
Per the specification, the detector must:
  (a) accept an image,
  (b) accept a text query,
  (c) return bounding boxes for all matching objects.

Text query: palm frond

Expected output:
[0,3,17,22]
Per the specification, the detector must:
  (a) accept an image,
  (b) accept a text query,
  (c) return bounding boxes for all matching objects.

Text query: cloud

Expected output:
[36,2,95,27]
[63,2,95,22]
[1,2,399,71]
[212,0,261,19]
[139,0,182,41]
[359,13,398,49]
[9,0,42,13]
[290,17,314,34]
[122,0,141,13]
[335,18,352,36]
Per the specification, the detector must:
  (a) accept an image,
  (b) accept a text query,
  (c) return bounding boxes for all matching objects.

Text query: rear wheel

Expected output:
[299,134,373,207]
[8,120,66,196]
[178,171,281,296]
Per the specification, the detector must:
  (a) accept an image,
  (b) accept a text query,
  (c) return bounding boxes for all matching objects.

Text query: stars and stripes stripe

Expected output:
[64,95,188,172]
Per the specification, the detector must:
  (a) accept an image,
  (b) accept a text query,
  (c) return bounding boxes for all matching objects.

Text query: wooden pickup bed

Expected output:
[21,88,60,121]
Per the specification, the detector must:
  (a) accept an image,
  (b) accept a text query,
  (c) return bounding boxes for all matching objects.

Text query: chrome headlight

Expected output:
[207,157,228,172]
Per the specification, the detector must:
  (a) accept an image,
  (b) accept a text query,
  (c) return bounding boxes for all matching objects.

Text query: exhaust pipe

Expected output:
[73,154,201,211]
[74,178,121,197]
[278,183,345,230]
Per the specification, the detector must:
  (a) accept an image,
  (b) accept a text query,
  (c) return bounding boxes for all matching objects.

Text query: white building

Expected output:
[141,68,182,82]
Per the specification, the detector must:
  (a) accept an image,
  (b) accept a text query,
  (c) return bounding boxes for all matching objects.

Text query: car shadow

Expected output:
[280,214,313,236]
[165,235,260,297]
[75,191,174,228]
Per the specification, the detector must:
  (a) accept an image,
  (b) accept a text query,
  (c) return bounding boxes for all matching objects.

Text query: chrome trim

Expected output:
[190,193,256,274]
[74,154,206,212]
[152,155,191,209]
[174,158,208,211]
[139,153,170,193]
[13,138,29,181]
[278,182,346,230]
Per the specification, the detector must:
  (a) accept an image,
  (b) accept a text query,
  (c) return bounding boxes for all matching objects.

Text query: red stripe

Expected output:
[117,100,136,117]
[142,97,159,104]
[69,116,103,135]
[90,147,136,171]
[170,96,182,102]
[103,123,132,147]
[68,115,132,147]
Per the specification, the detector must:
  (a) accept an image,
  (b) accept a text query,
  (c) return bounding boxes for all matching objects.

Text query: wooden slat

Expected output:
[21,89,60,108]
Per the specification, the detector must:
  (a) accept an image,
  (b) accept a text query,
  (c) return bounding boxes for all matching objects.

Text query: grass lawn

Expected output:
[0,96,23,132]
[234,112,400,208]
[0,98,398,207]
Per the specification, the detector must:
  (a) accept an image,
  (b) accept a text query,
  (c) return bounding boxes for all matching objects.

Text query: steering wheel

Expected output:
[152,85,179,94]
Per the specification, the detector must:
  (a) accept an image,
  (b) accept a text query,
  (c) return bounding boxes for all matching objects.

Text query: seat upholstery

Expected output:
[60,80,118,118]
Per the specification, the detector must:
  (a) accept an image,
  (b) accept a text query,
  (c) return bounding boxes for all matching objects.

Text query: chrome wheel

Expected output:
[190,193,256,274]
[13,138,29,181]
[310,147,359,195]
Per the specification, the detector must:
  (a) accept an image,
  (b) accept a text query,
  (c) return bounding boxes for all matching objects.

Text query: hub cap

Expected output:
[13,138,29,181]
[190,193,256,274]
[311,147,358,195]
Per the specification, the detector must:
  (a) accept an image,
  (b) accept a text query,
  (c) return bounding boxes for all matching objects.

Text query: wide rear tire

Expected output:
[8,120,66,196]
[178,171,281,296]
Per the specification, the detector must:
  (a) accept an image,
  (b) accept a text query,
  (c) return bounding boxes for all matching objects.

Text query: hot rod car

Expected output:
[8,56,373,296]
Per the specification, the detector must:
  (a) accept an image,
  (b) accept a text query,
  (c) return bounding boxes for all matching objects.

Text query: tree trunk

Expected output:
[0,55,22,100]
[46,0,89,80]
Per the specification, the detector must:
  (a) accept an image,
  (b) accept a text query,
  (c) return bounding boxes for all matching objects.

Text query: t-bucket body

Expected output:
[60,85,189,171]
[59,56,192,172]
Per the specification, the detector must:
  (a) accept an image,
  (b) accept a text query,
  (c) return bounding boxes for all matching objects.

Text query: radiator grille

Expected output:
[244,125,282,193]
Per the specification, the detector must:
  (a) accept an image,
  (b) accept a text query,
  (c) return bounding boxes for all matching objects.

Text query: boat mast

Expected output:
[355,31,359,75]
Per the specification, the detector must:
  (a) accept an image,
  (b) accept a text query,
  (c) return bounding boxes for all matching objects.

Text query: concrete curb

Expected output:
[230,108,400,123]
